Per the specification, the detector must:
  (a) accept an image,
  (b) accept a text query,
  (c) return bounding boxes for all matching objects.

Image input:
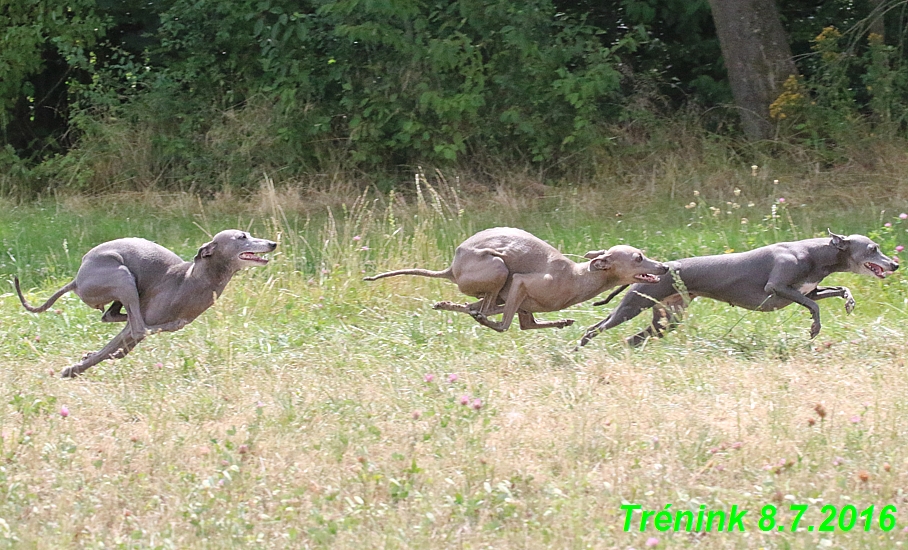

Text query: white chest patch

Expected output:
[543,274,554,282]
[798,282,818,294]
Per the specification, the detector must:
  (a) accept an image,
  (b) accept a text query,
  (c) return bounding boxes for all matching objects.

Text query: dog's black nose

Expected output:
[892,260,900,271]
[268,241,277,251]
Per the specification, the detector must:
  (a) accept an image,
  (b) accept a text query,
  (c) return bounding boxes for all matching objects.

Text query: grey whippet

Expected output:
[364,227,668,331]
[578,231,898,347]
[15,229,277,377]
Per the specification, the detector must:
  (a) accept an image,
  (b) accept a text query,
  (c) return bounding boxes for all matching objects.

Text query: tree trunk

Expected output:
[707,0,796,140]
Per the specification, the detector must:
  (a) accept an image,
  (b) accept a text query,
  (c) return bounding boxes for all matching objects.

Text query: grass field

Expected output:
[2,171,908,549]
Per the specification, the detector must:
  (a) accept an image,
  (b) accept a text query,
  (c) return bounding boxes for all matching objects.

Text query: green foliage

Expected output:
[620,0,728,106]
[4,0,908,194]
[54,0,638,189]
[769,26,908,157]
[0,0,106,142]
[0,0,110,195]
[863,32,908,129]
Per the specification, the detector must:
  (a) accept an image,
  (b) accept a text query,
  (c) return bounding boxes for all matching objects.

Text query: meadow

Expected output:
[2,162,908,549]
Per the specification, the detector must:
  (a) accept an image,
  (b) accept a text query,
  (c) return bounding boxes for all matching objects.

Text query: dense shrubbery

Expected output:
[4,0,644,192]
[1,0,907,194]
[770,26,908,153]
[0,0,107,192]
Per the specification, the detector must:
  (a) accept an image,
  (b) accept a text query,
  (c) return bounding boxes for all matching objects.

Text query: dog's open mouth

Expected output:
[239,251,270,265]
[634,273,661,283]
[865,262,887,278]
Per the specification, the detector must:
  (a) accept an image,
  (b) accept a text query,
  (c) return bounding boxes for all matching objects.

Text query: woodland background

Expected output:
[2,0,907,196]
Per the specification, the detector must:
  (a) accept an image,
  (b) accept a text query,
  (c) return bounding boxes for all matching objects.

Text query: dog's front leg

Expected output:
[805,286,855,314]
[764,283,822,338]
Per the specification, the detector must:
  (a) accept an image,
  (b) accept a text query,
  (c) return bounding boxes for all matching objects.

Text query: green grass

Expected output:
[1,175,908,548]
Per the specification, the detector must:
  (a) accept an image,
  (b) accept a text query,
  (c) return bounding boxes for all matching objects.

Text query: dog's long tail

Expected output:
[363,267,454,282]
[14,277,76,313]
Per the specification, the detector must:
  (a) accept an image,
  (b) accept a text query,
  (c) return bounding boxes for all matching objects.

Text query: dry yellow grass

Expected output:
[4,309,908,548]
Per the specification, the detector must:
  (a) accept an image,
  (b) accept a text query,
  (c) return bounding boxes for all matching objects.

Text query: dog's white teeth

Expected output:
[240,252,269,263]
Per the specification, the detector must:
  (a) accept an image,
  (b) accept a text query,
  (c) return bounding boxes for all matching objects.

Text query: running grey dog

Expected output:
[364,227,668,331]
[15,230,277,377]
[578,231,898,347]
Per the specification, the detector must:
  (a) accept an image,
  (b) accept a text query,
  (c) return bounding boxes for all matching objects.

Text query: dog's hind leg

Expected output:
[75,264,149,338]
[437,252,510,329]
[61,326,145,378]
[434,299,508,331]
[578,286,674,347]
[468,272,551,332]
[434,298,503,317]
[101,301,127,322]
[433,298,488,314]
[626,295,688,346]
[451,252,509,316]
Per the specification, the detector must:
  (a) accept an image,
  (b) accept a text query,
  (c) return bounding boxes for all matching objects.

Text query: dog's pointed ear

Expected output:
[195,241,217,260]
[828,229,848,250]
[584,250,606,260]
[590,253,613,271]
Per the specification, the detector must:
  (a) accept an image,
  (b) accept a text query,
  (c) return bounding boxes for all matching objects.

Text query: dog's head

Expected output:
[828,230,899,278]
[584,245,669,284]
[196,230,278,268]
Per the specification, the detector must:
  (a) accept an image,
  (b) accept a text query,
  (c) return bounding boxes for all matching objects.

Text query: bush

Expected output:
[769,26,908,158]
[59,0,639,189]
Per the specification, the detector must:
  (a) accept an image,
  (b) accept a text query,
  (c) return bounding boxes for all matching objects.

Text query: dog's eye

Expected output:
[634,253,642,263]
[238,233,247,240]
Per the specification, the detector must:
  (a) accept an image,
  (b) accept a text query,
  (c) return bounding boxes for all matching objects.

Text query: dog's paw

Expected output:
[557,319,576,328]
[844,290,855,314]
[577,332,597,347]
[60,366,80,378]
[809,322,821,339]
[468,310,488,322]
